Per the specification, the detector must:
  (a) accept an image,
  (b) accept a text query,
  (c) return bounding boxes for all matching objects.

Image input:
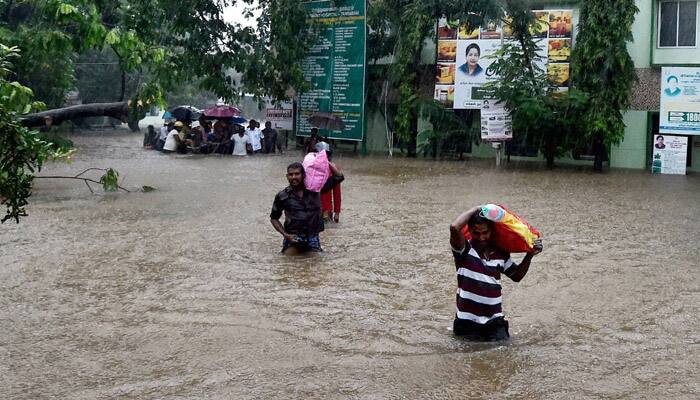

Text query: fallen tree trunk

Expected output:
[21,101,129,128]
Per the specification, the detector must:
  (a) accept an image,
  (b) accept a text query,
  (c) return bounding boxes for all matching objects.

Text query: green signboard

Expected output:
[296,0,366,141]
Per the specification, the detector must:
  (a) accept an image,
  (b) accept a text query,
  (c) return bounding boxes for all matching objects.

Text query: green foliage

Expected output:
[485,1,588,167]
[367,0,503,155]
[99,168,119,192]
[1,0,313,111]
[572,0,638,149]
[416,99,474,157]
[0,45,54,222]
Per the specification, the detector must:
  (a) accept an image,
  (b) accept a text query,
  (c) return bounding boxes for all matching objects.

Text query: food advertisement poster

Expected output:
[659,67,700,135]
[435,10,573,110]
[652,134,687,175]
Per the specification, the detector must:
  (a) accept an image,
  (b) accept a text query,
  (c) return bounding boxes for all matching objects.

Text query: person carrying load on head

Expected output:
[449,205,543,341]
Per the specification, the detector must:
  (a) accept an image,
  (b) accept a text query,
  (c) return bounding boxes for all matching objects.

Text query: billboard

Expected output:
[659,67,700,135]
[296,0,366,141]
[435,10,574,110]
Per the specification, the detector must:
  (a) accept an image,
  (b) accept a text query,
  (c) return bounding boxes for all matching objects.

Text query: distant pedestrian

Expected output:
[305,127,319,154]
[143,125,158,148]
[156,123,171,151]
[231,126,250,156]
[262,121,279,153]
[245,120,264,154]
[318,142,342,223]
[163,121,185,154]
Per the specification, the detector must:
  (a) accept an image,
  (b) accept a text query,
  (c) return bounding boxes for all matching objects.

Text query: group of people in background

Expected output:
[143,118,281,155]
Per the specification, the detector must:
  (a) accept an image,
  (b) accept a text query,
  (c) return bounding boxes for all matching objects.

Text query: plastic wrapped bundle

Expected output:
[302,149,330,192]
[462,204,541,253]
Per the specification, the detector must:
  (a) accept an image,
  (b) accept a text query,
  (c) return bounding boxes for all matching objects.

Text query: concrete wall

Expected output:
[613,111,650,169]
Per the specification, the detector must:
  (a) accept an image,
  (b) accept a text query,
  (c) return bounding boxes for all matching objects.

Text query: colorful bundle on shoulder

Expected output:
[462,204,541,253]
[302,149,330,192]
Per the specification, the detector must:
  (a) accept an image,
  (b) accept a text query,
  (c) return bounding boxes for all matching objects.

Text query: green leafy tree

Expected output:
[367,0,502,156]
[0,44,69,222]
[572,0,638,171]
[1,0,314,222]
[486,1,587,168]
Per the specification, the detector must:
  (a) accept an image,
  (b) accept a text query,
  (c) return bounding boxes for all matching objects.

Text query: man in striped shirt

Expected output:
[449,206,543,341]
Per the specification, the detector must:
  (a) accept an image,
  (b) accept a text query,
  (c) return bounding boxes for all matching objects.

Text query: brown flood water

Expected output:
[1,129,699,399]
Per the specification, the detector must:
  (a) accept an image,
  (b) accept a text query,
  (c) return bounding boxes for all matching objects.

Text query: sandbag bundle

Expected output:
[462,204,541,253]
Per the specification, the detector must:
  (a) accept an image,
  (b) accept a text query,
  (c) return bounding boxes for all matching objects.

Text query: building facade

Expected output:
[363,0,700,172]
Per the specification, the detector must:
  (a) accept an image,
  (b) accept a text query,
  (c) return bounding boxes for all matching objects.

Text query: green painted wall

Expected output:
[629,0,653,68]
[650,0,700,65]
[612,111,650,169]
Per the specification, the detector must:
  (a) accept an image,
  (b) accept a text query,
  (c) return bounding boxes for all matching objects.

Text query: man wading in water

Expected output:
[449,206,543,341]
[270,162,344,255]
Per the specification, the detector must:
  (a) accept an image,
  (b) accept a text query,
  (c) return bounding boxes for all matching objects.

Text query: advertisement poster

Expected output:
[480,100,513,142]
[265,105,294,130]
[296,0,366,141]
[652,134,688,174]
[659,67,700,135]
[435,10,573,110]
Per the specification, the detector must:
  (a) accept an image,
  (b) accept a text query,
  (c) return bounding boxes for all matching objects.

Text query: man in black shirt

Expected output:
[262,121,279,153]
[270,162,344,255]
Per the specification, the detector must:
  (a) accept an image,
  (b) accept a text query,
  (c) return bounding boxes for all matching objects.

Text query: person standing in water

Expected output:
[449,206,543,341]
[270,162,344,255]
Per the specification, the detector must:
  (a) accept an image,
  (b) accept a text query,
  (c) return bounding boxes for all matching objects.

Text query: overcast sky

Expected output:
[223,1,260,27]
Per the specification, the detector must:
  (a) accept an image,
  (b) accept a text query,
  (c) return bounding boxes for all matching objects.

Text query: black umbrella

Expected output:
[307,112,345,131]
[169,105,201,121]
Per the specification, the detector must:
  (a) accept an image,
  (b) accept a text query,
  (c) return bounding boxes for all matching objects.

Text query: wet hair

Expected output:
[467,213,493,229]
[287,162,305,177]
[466,43,481,57]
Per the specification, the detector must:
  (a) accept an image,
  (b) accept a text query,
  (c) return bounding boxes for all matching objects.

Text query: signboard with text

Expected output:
[480,100,513,141]
[296,0,366,141]
[651,134,687,175]
[265,105,293,130]
[660,67,700,135]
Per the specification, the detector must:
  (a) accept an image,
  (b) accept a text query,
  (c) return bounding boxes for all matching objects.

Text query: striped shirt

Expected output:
[452,242,518,325]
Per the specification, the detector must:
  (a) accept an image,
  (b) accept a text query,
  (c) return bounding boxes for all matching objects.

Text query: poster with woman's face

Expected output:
[454,40,500,109]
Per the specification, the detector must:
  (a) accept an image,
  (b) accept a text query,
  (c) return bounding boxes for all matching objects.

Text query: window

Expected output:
[658,1,698,47]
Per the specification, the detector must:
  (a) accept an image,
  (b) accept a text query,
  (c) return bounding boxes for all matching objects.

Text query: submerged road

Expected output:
[1,129,698,399]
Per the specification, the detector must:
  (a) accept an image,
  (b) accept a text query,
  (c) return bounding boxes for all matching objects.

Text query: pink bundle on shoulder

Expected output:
[302,150,330,192]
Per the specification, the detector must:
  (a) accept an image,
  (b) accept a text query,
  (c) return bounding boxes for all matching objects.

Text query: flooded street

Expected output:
[1,130,699,399]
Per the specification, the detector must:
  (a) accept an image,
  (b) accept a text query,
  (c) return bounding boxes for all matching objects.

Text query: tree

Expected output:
[486,1,587,168]
[1,0,314,222]
[572,0,638,172]
[1,0,312,124]
[367,0,502,156]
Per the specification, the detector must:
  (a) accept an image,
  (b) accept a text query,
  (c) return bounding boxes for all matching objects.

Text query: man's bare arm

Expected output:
[449,206,480,252]
[507,239,543,282]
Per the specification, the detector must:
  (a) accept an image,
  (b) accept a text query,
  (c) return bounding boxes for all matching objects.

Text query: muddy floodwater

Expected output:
[1,130,699,399]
